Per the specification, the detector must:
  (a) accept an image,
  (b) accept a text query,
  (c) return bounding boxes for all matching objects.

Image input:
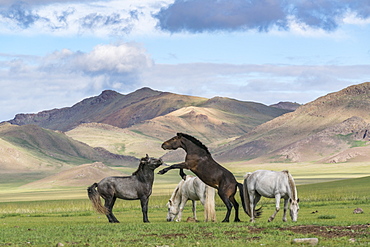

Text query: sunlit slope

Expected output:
[215,82,370,163]
[66,123,167,159]
[0,123,138,172]
[20,162,126,189]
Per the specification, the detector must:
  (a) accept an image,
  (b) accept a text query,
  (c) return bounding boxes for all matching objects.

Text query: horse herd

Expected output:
[87,133,300,223]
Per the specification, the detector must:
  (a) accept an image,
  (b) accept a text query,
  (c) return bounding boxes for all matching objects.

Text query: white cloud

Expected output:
[1,42,370,121]
[0,0,172,36]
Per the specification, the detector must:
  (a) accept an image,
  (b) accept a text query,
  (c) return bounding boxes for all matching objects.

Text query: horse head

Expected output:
[137,155,163,172]
[162,133,188,150]
[289,198,300,222]
[166,199,179,221]
[145,154,163,170]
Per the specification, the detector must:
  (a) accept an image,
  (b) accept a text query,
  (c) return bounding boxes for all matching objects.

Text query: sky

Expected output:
[1,0,370,122]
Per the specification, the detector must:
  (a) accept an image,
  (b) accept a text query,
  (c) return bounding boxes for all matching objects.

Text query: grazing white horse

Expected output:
[243,170,299,223]
[167,174,216,222]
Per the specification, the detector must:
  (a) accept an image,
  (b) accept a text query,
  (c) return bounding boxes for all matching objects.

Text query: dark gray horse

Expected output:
[87,154,163,223]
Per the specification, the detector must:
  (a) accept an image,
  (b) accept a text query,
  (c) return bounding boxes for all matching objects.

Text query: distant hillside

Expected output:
[6,83,370,168]
[270,101,301,111]
[128,97,290,143]
[6,87,291,133]
[0,123,138,172]
[65,95,291,159]
[214,82,370,163]
[66,122,167,160]
[7,88,204,132]
[21,162,125,189]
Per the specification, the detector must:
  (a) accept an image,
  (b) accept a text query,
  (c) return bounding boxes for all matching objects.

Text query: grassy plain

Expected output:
[0,162,369,246]
[0,188,369,246]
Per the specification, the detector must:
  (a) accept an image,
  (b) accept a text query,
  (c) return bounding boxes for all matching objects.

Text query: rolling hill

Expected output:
[214,82,370,163]
[6,87,291,133]
[20,162,126,189]
[0,122,138,173]
[64,95,293,159]
[2,82,370,189]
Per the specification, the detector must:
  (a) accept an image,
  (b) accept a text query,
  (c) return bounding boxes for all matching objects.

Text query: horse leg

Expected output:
[104,197,119,223]
[248,191,256,223]
[178,197,188,222]
[252,193,261,221]
[191,200,197,221]
[140,196,150,223]
[229,195,240,222]
[218,191,233,222]
[158,162,187,175]
[282,198,289,222]
[268,195,281,222]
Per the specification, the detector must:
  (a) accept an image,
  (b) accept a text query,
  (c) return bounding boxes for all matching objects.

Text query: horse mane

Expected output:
[283,170,298,201]
[169,180,184,203]
[178,133,210,154]
[132,158,147,182]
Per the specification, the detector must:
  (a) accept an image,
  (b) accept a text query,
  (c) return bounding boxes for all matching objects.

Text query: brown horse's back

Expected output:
[188,156,237,189]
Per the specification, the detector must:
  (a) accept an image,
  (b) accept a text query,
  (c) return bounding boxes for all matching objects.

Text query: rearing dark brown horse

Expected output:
[158,133,247,222]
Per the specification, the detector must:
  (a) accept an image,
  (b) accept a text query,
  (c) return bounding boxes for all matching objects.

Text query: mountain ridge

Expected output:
[214,82,370,163]
[2,82,370,189]
[6,87,291,132]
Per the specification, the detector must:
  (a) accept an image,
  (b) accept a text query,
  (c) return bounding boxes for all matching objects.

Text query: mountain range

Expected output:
[1,82,370,187]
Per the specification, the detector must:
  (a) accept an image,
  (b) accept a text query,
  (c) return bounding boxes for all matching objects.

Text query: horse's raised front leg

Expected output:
[158,162,187,175]
[268,194,281,222]
[140,196,150,223]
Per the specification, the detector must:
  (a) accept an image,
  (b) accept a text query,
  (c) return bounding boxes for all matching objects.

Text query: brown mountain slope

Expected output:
[66,122,167,159]
[215,82,370,162]
[127,96,292,143]
[6,88,291,133]
[102,91,207,129]
[0,123,138,172]
[274,116,370,162]
[270,101,301,111]
[7,88,205,132]
[65,97,292,160]
[20,162,125,189]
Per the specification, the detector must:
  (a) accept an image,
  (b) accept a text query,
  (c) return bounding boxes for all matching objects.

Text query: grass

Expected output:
[0,160,369,246]
[0,176,370,246]
[337,133,369,148]
[0,198,369,246]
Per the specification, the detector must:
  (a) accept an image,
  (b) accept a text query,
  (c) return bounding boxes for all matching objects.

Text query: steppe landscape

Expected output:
[1,82,369,246]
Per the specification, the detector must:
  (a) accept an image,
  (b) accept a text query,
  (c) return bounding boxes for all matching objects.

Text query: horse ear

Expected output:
[168,199,172,206]
[146,154,149,159]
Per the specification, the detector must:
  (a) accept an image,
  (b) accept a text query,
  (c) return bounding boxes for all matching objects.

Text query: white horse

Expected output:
[243,170,299,223]
[167,174,216,222]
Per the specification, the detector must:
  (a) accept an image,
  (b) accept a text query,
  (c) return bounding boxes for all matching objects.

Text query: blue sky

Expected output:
[1,0,370,122]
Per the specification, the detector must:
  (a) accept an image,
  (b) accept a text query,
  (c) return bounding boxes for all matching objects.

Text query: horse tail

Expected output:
[204,185,216,222]
[237,182,248,216]
[87,183,108,215]
[242,173,263,218]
